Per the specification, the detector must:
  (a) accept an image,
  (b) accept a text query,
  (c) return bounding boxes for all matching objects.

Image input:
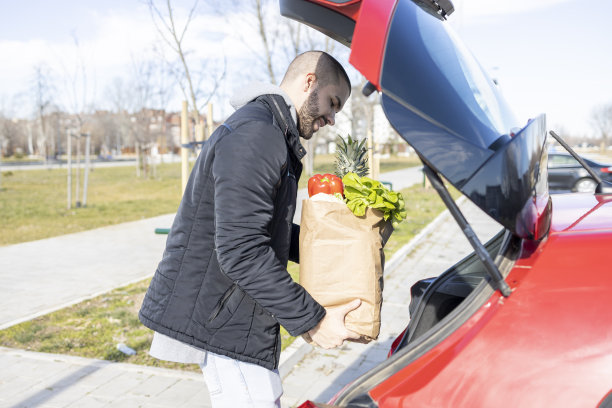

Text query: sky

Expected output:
[0,0,611,138]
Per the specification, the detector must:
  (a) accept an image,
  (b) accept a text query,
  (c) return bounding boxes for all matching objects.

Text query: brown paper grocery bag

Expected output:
[299,199,393,343]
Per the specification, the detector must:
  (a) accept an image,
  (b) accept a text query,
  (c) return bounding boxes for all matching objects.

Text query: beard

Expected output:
[297,89,320,140]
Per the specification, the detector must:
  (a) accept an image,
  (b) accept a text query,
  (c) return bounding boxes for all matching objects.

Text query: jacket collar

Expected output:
[229,82,306,161]
[256,94,306,161]
[229,82,297,123]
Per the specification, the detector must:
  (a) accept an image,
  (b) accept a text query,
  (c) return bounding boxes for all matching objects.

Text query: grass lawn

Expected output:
[0,181,459,372]
[0,155,421,246]
[0,162,183,246]
[305,153,422,185]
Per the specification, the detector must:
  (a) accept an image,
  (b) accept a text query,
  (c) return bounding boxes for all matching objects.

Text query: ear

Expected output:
[303,73,317,92]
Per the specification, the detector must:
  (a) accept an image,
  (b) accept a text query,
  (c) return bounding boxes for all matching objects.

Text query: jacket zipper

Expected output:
[208,283,237,323]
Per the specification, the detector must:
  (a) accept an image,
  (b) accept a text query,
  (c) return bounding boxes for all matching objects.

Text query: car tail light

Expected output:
[601,167,612,173]
[298,401,341,408]
[387,327,408,357]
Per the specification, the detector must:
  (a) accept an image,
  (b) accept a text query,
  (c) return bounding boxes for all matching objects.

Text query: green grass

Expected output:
[0,163,183,246]
[298,154,421,189]
[0,279,193,371]
[1,157,44,163]
[0,182,459,372]
[0,155,420,246]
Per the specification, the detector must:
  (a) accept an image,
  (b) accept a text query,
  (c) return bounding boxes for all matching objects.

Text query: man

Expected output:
[139,51,358,407]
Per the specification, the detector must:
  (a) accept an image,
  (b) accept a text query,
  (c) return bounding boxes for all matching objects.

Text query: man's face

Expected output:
[297,80,350,140]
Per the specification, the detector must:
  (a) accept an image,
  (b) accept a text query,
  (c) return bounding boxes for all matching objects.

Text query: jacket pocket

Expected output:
[206,284,245,330]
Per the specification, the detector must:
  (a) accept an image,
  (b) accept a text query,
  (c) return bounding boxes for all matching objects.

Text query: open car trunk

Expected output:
[280,0,556,406]
[331,228,521,405]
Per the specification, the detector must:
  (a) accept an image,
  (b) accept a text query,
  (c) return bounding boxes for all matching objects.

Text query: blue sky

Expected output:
[1,0,610,138]
[449,0,612,137]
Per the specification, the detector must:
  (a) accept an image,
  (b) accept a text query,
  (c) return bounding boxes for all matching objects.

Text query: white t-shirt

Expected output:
[149,331,207,365]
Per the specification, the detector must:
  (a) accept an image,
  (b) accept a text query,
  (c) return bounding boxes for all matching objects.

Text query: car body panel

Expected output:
[349,0,395,90]
[370,193,612,407]
[549,193,612,233]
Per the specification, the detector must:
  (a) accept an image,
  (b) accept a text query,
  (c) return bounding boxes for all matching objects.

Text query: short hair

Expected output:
[281,51,351,95]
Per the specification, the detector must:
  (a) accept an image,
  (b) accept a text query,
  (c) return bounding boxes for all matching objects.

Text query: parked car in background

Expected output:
[548,152,612,193]
[281,0,612,406]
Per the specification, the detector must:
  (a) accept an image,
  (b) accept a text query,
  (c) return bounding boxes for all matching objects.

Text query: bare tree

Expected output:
[31,64,56,163]
[0,112,9,190]
[148,0,354,176]
[591,103,612,152]
[255,0,277,84]
[146,0,226,124]
[60,34,96,131]
[58,34,97,208]
[105,77,133,156]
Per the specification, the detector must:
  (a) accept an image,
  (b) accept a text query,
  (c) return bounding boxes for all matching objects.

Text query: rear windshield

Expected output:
[380,0,520,185]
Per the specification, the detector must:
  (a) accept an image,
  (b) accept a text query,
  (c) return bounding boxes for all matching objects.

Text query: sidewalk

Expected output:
[0,214,174,330]
[0,347,209,408]
[0,166,502,408]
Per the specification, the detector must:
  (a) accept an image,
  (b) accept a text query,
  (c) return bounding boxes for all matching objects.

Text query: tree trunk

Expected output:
[67,131,72,209]
[0,142,3,190]
[256,0,276,84]
[75,135,81,208]
[136,142,141,178]
[82,133,90,207]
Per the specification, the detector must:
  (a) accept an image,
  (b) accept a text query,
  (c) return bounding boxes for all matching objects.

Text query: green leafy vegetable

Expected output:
[342,172,407,227]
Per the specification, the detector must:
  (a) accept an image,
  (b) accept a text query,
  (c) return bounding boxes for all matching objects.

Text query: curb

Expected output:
[0,273,154,331]
[279,336,312,379]
[0,346,203,379]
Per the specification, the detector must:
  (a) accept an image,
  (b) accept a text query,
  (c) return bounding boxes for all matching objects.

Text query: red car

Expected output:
[280,0,612,406]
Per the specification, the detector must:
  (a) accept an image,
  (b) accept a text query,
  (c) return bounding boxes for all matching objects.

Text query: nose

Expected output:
[326,111,336,126]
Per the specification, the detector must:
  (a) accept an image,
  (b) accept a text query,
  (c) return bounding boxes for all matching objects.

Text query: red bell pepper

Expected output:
[308,173,344,197]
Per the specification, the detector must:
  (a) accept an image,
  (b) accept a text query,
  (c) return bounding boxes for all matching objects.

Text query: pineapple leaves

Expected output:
[342,172,407,227]
[335,134,369,178]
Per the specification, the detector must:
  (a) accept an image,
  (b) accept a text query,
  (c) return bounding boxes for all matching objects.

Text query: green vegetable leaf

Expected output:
[342,172,407,227]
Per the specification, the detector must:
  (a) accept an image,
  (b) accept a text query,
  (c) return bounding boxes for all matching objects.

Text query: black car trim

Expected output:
[403,229,507,344]
[598,389,612,408]
[279,0,356,47]
[425,164,511,296]
[411,0,455,20]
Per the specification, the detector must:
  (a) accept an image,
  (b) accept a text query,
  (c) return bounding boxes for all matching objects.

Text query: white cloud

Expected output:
[0,4,241,116]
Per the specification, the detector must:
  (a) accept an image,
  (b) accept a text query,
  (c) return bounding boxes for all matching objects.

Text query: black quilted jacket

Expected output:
[139,94,325,370]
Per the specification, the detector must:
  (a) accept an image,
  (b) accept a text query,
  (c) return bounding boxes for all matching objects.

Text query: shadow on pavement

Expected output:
[313,336,396,404]
[9,363,103,408]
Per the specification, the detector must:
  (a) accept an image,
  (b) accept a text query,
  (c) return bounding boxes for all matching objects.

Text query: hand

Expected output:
[308,299,362,349]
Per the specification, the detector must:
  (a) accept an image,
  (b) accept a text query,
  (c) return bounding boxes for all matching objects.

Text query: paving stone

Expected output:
[89,371,151,399]
[2,386,57,408]
[66,394,112,408]
[179,387,212,408]
[157,378,210,407]
[128,375,180,398]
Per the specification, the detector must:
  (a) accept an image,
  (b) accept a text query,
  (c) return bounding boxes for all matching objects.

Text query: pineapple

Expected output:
[335,134,369,178]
